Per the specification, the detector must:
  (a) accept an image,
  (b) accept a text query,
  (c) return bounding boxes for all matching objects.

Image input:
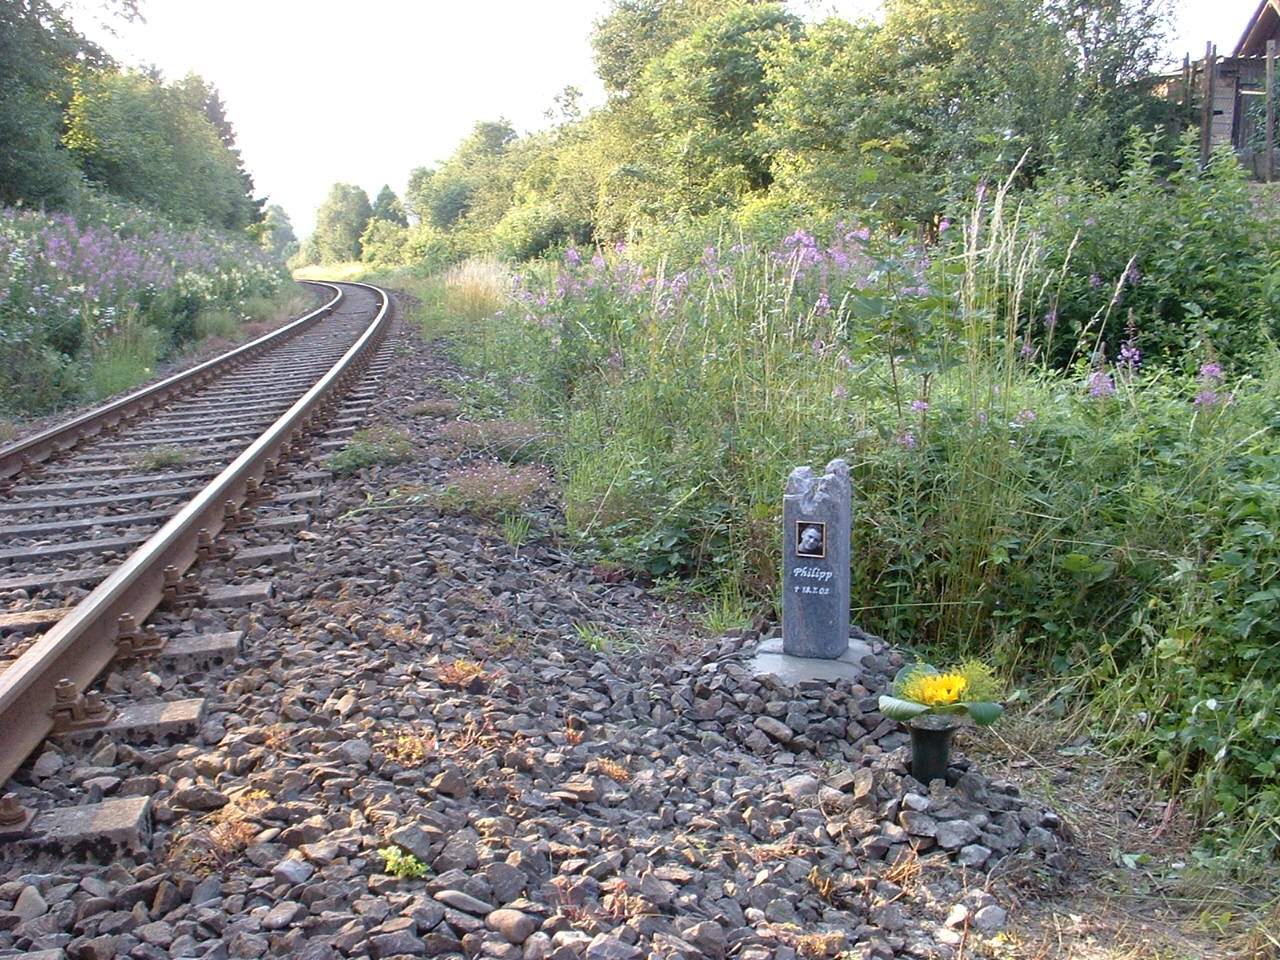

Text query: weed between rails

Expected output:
[325,425,413,475]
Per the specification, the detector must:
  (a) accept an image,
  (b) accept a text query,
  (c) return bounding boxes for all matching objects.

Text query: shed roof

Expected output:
[1235,0,1280,56]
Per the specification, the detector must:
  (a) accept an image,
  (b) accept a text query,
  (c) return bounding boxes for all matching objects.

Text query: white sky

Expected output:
[73,0,1262,237]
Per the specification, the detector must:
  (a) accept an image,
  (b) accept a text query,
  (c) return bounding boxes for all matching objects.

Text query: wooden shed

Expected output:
[1155,0,1280,177]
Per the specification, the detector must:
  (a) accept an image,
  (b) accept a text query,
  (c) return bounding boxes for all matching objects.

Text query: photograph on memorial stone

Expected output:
[796,521,826,558]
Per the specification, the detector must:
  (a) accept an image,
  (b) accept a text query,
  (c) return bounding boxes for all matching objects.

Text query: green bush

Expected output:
[1016,133,1278,371]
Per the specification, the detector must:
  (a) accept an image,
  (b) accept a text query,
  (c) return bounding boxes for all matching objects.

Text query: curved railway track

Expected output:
[0,280,392,805]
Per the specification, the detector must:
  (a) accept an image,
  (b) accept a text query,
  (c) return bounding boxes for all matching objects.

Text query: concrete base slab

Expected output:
[23,795,151,860]
[255,513,310,533]
[236,543,294,566]
[64,698,205,746]
[162,631,243,671]
[748,634,875,685]
[274,488,322,506]
[208,581,273,607]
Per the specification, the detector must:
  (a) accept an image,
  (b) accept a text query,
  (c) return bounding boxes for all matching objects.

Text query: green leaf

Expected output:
[964,701,1004,726]
[879,695,931,721]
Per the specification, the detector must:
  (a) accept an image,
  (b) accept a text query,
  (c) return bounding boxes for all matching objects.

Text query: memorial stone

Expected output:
[782,458,851,658]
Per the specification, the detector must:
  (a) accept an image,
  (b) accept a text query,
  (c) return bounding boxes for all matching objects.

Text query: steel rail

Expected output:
[0,284,344,481]
[0,281,391,788]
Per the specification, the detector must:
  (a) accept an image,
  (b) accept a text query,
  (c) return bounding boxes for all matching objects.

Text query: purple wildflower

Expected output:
[1088,370,1115,399]
[1118,338,1141,371]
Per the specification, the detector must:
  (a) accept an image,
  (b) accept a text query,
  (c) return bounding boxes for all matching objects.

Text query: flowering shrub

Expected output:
[1018,134,1278,370]
[0,199,288,413]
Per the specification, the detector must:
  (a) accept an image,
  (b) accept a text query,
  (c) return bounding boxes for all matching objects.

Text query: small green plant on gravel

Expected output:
[376,726,437,768]
[575,622,611,652]
[168,818,257,875]
[137,445,188,469]
[573,622,641,655]
[325,426,413,475]
[500,510,533,550]
[698,582,756,635]
[378,845,429,880]
[435,461,551,519]
[166,789,271,874]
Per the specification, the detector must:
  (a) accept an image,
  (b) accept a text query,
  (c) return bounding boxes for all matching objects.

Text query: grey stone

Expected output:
[754,716,794,744]
[260,900,303,930]
[272,858,315,885]
[972,904,1009,932]
[13,885,47,920]
[487,907,536,944]
[435,888,494,915]
[32,751,63,779]
[585,933,644,959]
[683,921,726,960]
[956,844,993,868]
[336,738,372,764]
[935,820,981,850]
[368,928,425,958]
[781,459,851,658]
[483,862,528,904]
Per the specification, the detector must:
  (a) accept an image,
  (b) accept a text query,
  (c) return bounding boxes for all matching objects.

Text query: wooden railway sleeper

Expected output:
[49,679,114,733]
[115,613,165,659]
[162,565,205,610]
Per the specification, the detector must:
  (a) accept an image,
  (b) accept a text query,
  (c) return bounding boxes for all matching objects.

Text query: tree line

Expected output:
[1,0,294,251]
[301,0,1178,267]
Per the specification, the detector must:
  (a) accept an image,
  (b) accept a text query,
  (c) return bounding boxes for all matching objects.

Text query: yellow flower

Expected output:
[903,671,968,706]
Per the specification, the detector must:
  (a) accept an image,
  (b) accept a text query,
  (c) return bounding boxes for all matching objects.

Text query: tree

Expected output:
[401,120,521,252]
[310,183,372,263]
[259,204,297,260]
[638,3,802,212]
[371,185,407,226]
[0,0,108,207]
[63,67,262,229]
[592,0,763,97]
[759,0,1175,225]
[359,217,409,265]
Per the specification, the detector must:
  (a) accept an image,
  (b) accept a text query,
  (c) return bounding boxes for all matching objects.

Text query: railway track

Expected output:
[0,280,392,823]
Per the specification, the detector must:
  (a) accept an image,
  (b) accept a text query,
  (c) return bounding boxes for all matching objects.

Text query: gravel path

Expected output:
[0,308,1073,960]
